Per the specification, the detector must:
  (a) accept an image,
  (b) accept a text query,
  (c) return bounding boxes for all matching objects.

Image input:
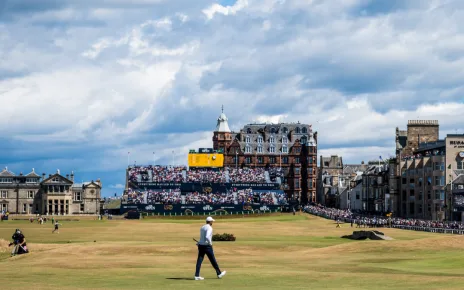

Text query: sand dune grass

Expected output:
[1,213,464,289]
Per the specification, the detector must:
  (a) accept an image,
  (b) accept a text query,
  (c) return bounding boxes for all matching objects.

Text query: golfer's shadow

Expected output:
[166,278,195,281]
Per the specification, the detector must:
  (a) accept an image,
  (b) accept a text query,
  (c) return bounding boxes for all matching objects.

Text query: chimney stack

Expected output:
[70,171,74,182]
[42,173,46,180]
[66,174,69,179]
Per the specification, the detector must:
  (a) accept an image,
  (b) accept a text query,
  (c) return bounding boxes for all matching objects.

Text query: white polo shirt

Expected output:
[198,224,213,246]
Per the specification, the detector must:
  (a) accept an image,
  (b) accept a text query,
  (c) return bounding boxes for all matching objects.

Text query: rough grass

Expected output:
[1,213,464,289]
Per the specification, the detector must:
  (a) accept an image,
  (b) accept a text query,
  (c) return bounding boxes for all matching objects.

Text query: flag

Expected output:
[379,156,382,160]
[448,164,452,169]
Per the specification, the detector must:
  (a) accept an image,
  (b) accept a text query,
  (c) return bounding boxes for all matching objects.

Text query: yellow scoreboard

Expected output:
[188,149,224,168]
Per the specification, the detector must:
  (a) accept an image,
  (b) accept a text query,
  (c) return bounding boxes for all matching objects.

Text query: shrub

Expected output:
[212,233,236,241]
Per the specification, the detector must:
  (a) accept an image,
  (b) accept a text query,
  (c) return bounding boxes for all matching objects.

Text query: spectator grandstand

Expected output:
[128,165,186,183]
[228,168,266,183]
[187,168,225,183]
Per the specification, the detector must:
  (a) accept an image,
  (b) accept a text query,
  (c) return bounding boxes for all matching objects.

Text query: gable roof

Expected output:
[83,181,102,189]
[41,173,73,184]
[452,174,464,185]
[0,168,15,177]
[25,168,40,178]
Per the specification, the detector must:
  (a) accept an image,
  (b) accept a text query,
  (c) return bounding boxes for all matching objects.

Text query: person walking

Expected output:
[52,221,62,234]
[194,216,226,281]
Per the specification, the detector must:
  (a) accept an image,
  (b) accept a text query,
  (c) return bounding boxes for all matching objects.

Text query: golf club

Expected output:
[193,238,199,243]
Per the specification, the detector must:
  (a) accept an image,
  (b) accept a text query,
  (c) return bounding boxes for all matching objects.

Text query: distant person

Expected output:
[52,221,62,234]
[194,216,226,281]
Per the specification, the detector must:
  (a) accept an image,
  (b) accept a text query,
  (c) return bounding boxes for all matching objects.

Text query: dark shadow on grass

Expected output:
[166,278,195,281]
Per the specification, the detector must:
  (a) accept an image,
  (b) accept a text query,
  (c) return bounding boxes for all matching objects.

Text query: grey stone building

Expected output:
[0,167,102,215]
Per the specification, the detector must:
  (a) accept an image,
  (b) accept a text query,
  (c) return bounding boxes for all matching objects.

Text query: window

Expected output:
[245,157,251,164]
[270,157,276,163]
[295,179,300,188]
[282,146,288,153]
[80,204,84,212]
[257,146,263,153]
[295,168,300,175]
[283,127,288,133]
[309,158,313,165]
[74,192,82,201]
[245,145,251,153]
[0,203,7,212]
[356,192,360,200]
[458,160,464,170]
[0,178,13,183]
[269,146,276,153]
[23,204,27,213]
[282,137,288,144]
[257,136,263,143]
[270,136,275,143]
[295,127,301,134]
[245,136,251,143]
[300,136,307,145]
[270,128,275,134]
[295,157,300,163]
[26,178,37,183]
[434,162,444,171]
[309,179,313,189]
[1,191,7,198]
[282,157,288,164]
[302,127,307,133]
[309,168,313,175]
[257,156,263,164]
[434,190,445,200]
[434,176,444,186]
[295,147,301,153]
[27,191,34,199]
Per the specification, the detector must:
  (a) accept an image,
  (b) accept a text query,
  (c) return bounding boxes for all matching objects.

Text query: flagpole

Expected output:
[153,152,155,165]
[127,152,130,167]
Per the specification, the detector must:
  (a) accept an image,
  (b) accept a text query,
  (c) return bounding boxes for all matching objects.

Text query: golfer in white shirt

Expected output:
[194,216,226,280]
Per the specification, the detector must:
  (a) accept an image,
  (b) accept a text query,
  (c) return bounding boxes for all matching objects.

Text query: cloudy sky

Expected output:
[1,0,464,196]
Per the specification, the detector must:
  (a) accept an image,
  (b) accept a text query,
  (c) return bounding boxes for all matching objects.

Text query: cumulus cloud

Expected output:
[1,0,464,196]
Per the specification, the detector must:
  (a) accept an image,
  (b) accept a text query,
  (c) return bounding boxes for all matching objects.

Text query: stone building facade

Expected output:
[212,110,318,204]
[0,168,102,215]
[317,155,368,207]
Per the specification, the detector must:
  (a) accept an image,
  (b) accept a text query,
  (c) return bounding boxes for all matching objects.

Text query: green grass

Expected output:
[1,213,464,289]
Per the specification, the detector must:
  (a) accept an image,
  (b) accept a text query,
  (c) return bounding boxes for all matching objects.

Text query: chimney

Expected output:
[42,173,46,180]
[66,174,69,179]
[70,171,74,182]
[49,174,52,178]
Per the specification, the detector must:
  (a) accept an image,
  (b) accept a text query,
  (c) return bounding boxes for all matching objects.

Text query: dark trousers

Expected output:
[195,245,221,277]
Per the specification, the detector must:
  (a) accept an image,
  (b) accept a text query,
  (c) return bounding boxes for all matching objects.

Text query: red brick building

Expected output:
[212,109,318,204]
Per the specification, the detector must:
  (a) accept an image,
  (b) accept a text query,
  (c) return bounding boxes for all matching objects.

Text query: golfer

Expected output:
[194,216,226,281]
[52,221,61,234]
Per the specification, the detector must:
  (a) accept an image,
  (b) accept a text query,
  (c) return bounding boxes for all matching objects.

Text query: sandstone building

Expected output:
[212,109,318,204]
[0,168,102,215]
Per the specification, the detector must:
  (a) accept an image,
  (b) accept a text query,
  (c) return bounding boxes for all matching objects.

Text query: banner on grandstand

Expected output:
[131,182,280,190]
[120,204,282,214]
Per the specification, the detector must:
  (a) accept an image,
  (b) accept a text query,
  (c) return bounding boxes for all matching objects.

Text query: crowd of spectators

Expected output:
[128,165,186,183]
[401,149,445,161]
[228,168,266,182]
[125,189,182,204]
[184,191,235,204]
[304,204,464,231]
[187,169,225,183]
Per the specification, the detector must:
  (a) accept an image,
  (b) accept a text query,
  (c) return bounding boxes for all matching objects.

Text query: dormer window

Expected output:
[282,146,288,153]
[283,127,288,134]
[257,136,263,143]
[282,137,288,144]
[270,127,275,134]
[245,145,251,153]
[257,146,263,153]
[270,136,275,143]
[300,136,307,145]
[52,177,60,183]
[26,178,37,183]
[245,136,251,143]
[295,127,301,134]
[247,128,252,134]
[302,127,307,133]
[0,178,13,183]
[270,146,276,153]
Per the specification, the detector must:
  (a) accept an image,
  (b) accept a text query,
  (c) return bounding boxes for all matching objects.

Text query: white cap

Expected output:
[206,216,215,222]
